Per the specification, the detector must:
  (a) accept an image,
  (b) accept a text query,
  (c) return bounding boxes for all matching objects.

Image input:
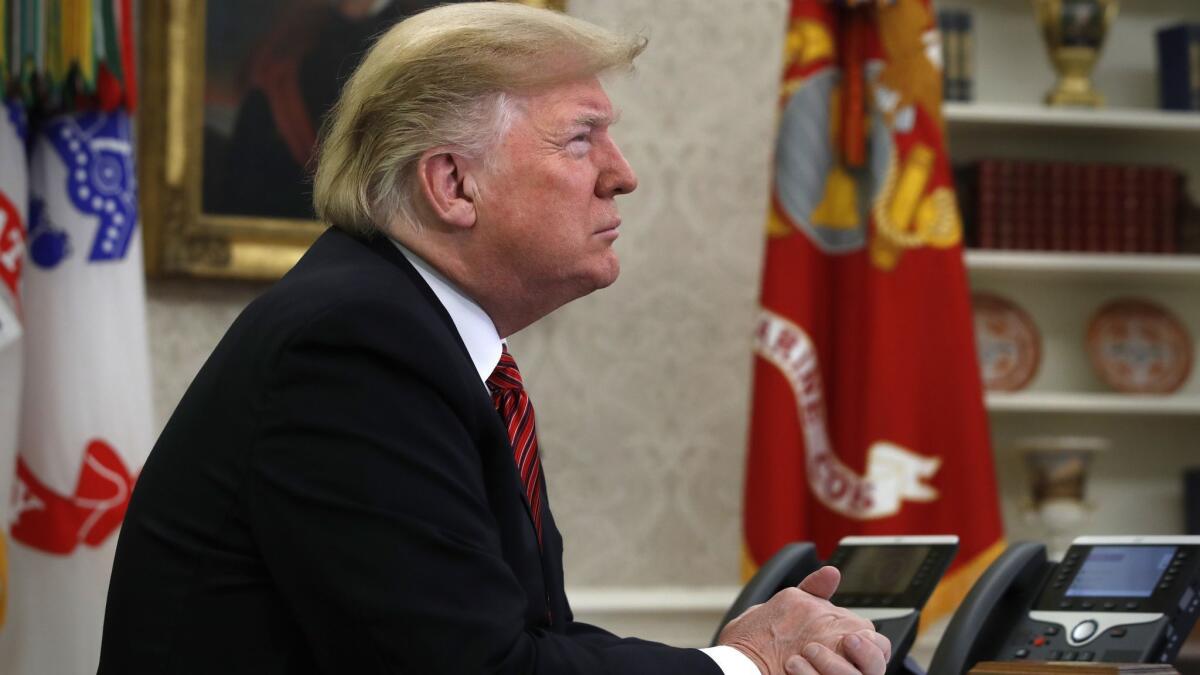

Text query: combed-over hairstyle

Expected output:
[312,2,646,236]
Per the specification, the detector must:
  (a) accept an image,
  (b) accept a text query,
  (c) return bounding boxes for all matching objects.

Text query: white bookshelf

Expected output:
[965,251,1200,282]
[986,391,1200,416]
[945,102,1200,134]
[940,0,1200,552]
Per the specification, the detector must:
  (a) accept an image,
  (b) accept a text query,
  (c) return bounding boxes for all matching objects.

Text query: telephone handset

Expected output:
[929,536,1200,674]
[926,541,1051,675]
[714,536,960,675]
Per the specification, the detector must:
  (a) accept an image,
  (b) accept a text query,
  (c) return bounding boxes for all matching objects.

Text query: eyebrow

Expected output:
[573,108,622,128]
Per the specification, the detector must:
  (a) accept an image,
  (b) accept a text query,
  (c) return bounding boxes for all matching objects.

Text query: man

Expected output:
[99,4,890,674]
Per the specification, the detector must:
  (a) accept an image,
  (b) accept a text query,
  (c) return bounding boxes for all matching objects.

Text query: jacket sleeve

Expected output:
[244,304,720,675]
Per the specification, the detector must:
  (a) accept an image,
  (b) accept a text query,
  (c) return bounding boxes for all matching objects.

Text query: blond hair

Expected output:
[312,2,646,235]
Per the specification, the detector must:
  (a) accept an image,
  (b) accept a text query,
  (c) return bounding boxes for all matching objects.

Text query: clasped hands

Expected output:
[717,566,892,675]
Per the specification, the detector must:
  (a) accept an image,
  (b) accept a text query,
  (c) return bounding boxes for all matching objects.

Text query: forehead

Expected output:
[522,77,615,127]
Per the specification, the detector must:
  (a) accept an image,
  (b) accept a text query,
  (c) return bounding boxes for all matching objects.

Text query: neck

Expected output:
[392,229,577,339]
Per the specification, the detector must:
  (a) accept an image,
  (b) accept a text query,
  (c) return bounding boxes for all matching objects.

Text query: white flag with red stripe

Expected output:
[0,109,152,674]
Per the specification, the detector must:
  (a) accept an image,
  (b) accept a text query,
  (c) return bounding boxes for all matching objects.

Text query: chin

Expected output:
[566,253,620,299]
[592,255,620,289]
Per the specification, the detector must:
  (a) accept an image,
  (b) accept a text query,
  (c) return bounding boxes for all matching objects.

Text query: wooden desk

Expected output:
[971,663,1179,675]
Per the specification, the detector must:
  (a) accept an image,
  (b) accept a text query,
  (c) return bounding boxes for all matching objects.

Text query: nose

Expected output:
[597,137,638,198]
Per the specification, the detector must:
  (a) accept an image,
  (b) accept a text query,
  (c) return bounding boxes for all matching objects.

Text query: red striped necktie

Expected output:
[487,346,544,547]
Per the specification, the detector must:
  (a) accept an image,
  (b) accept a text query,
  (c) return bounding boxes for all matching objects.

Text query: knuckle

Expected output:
[775,587,805,608]
[807,644,833,665]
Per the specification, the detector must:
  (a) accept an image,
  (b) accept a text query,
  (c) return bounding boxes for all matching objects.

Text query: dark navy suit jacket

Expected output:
[98,227,720,674]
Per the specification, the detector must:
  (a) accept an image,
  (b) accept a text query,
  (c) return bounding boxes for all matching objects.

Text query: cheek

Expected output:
[528,189,595,242]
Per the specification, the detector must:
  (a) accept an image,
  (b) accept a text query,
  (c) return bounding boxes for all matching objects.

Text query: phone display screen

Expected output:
[1065,546,1176,598]
[837,546,930,595]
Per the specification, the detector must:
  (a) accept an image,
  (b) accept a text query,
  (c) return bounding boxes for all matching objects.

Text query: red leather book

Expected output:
[1065,162,1083,251]
[1012,160,1030,249]
[1159,169,1182,253]
[997,159,1016,249]
[1082,164,1102,252]
[977,160,997,249]
[1101,164,1121,252]
[993,158,1012,248]
[1140,167,1159,253]
[1049,162,1068,251]
[1033,162,1052,250]
[1119,165,1141,253]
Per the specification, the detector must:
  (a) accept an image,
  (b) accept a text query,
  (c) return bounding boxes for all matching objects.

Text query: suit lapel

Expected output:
[355,229,548,553]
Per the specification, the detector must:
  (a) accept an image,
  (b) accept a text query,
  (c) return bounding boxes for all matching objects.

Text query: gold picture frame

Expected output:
[140,0,568,280]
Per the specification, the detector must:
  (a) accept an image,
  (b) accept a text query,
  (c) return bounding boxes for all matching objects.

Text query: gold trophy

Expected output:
[1032,0,1119,107]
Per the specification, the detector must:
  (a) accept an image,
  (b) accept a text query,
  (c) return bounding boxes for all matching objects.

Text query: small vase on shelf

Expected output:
[1032,0,1119,107]
[1017,435,1108,558]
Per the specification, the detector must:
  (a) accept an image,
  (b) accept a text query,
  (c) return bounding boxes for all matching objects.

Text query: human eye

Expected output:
[565,130,592,156]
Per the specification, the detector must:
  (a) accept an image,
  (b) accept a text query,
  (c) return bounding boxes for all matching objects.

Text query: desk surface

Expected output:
[970,663,1179,675]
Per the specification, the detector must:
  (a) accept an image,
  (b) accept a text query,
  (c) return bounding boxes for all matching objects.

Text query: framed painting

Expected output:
[140,0,567,279]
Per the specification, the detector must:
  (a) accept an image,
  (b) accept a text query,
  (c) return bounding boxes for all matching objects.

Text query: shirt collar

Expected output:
[391,239,503,384]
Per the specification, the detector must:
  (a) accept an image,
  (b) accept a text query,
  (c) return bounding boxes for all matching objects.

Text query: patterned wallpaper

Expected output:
[146,0,791,587]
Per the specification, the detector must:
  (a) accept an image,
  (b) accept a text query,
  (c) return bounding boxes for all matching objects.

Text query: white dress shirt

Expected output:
[392,240,760,675]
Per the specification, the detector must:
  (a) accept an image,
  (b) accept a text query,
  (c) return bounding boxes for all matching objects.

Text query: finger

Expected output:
[797,566,841,600]
[839,632,888,675]
[857,628,892,663]
[785,654,821,675]
[799,642,860,675]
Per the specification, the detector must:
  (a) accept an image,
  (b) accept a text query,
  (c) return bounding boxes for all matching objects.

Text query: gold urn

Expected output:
[1032,0,1119,107]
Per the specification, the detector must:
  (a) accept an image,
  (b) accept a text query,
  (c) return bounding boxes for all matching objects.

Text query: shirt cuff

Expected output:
[699,646,763,675]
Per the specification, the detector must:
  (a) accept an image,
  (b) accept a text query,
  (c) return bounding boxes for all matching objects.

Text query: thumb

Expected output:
[797,565,841,600]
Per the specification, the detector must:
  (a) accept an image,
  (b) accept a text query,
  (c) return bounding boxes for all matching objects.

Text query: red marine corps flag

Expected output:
[743,0,1004,623]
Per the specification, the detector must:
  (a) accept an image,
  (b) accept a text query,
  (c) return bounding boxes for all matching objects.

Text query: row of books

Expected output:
[937,10,974,103]
[956,160,1185,253]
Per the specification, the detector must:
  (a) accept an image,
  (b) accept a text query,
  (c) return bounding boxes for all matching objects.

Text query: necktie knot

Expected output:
[487,347,524,393]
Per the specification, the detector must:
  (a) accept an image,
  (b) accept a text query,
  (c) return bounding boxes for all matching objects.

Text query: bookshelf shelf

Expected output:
[944,102,1200,134]
[965,251,1200,282]
[986,391,1200,415]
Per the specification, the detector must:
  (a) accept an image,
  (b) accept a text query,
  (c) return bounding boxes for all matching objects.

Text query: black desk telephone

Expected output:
[928,535,1200,674]
[714,535,960,675]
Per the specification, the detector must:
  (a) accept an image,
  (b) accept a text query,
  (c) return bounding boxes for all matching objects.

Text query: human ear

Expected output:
[416,149,477,229]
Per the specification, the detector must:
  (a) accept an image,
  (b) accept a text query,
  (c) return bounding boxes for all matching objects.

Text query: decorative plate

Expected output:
[973,293,1042,391]
[1086,298,1193,394]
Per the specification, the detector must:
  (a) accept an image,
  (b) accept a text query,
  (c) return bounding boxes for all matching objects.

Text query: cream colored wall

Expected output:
[146,0,791,588]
